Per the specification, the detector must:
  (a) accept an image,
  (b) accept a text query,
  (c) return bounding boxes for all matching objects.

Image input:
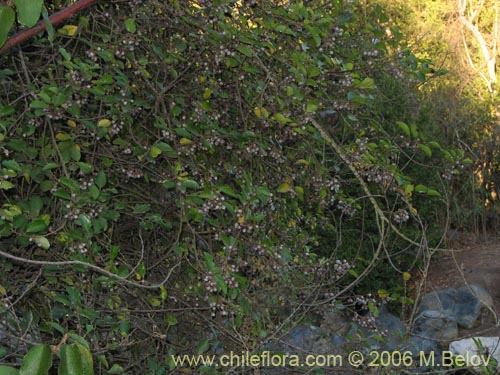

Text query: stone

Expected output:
[449,337,500,373]
[266,325,337,355]
[412,309,458,345]
[417,285,492,329]
[375,306,406,351]
[320,309,351,336]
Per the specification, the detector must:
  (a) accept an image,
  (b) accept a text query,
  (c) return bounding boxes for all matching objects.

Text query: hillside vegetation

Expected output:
[0,0,493,373]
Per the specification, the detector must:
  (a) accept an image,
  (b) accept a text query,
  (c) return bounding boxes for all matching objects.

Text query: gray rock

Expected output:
[449,337,500,373]
[320,309,351,336]
[417,285,491,329]
[412,309,458,345]
[375,306,407,351]
[266,325,336,355]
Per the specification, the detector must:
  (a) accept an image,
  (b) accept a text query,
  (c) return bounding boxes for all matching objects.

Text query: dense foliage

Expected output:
[0,0,473,373]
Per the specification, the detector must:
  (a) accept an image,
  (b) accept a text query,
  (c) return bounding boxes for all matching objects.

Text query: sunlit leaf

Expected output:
[58,25,78,36]
[13,0,42,27]
[0,6,15,48]
[19,344,52,375]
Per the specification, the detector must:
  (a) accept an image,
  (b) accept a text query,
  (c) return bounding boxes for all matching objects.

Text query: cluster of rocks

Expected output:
[263,284,499,374]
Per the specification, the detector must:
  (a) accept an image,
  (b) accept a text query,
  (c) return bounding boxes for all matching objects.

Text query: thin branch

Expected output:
[0,0,97,55]
[0,248,180,290]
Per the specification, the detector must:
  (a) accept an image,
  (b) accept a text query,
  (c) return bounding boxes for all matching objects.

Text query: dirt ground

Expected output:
[422,233,500,338]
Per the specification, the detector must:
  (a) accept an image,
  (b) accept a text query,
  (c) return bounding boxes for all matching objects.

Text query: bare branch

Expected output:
[0,0,97,55]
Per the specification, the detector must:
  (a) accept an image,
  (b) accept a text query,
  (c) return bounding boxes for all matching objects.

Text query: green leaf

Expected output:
[277,182,292,193]
[78,214,91,232]
[13,0,43,27]
[354,77,376,89]
[149,146,161,158]
[2,160,21,171]
[215,275,227,294]
[124,18,136,33]
[0,181,14,190]
[272,113,291,124]
[225,57,239,68]
[0,365,19,375]
[33,236,50,250]
[75,344,94,375]
[29,196,44,216]
[59,177,80,191]
[410,124,419,137]
[426,189,441,197]
[196,339,210,354]
[107,364,124,374]
[306,100,319,113]
[95,171,106,188]
[418,144,432,157]
[58,344,84,375]
[166,314,177,326]
[396,121,410,137]
[30,100,49,109]
[179,180,200,192]
[236,45,252,57]
[0,6,15,48]
[219,186,239,198]
[19,344,52,375]
[26,219,48,234]
[415,184,428,193]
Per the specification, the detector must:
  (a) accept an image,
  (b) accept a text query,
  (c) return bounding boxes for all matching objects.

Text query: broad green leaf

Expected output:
[58,25,78,36]
[0,6,15,48]
[0,365,19,375]
[149,146,161,158]
[75,344,94,375]
[415,184,428,193]
[277,182,292,193]
[97,119,111,128]
[253,106,269,119]
[426,189,441,197]
[202,88,212,100]
[179,137,192,145]
[0,181,14,190]
[95,171,106,188]
[13,0,43,27]
[396,121,410,137]
[78,214,91,232]
[19,344,52,375]
[124,18,136,33]
[196,339,210,354]
[179,180,200,191]
[236,45,252,57]
[56,133,71,141]
[306,100,319,113]
[30,100,49,109]
[26,219,48,234]
[215,275,227,294]
[410,124,419,137]
[354,77,376,89]
[33,236,50,250]
[58,344,84,375]
[106,364,124,374]
[219,185,238,198]
[29,196,44,216]
[2,160,21,171]
[418,144,432,157]
[272,113,291,124]
[226,56,241,68]
[166,314,177,326]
